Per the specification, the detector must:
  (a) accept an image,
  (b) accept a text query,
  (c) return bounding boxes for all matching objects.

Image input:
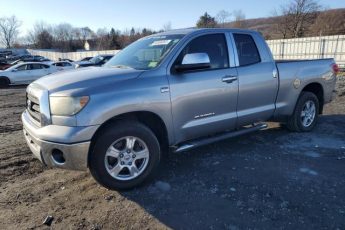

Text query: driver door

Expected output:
[168,33,239,143]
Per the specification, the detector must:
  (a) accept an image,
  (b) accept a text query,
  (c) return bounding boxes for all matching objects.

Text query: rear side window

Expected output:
[233,34,261,66]
[176,34,229,70]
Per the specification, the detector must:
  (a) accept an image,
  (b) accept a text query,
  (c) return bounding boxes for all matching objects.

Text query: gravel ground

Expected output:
[0,75,345,230]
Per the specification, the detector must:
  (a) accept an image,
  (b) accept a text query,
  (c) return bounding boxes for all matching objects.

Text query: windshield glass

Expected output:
[105,34,184,70]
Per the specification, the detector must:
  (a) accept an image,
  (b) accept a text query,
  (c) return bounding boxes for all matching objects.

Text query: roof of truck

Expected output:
[155,28,258,36]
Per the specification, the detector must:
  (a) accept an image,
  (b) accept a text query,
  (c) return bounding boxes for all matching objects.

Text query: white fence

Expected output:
[267,35,345,67]
[28,34,345,67]
[27,49,120,61]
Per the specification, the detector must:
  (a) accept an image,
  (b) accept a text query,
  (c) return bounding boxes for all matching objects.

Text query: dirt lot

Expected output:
[0,75,345,230]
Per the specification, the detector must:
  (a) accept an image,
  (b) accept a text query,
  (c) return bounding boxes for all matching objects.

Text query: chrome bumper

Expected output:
[22,111,92,171]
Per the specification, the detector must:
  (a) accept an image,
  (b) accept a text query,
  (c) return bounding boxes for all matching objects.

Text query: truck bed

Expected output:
[274,58,336,117]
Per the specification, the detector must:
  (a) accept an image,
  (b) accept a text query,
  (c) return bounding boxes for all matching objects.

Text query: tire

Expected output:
[89,121,161,190]
[0,77,9,88]
[286,91,319,132]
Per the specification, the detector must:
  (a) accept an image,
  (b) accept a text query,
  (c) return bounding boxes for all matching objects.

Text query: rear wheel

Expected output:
[89,121,161,190]
[286,91,319,132]
[0,77,9,88]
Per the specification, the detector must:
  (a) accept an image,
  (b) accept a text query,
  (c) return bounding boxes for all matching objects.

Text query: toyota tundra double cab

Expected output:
[22,28,338,189]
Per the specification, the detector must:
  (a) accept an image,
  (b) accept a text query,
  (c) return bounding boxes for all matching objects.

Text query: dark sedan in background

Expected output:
[75,54,114,68]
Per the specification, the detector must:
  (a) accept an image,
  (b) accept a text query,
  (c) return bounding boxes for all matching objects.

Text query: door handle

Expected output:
[160,87,169,93]
[222,76,237,83]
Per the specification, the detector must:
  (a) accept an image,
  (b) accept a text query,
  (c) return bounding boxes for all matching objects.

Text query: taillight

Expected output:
[331,63,339,74]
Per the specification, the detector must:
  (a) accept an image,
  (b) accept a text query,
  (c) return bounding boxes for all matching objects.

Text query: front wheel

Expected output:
[286,91,319,132]
[89,122,161,190]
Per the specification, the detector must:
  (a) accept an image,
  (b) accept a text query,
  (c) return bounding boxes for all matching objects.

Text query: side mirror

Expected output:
[175,53,211,72]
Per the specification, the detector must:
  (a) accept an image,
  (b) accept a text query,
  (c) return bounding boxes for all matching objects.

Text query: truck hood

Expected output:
[34,67,144,95]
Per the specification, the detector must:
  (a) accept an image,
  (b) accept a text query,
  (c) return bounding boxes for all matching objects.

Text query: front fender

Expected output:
[75,72,174,144]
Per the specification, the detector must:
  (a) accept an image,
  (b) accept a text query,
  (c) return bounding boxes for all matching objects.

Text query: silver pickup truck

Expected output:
[22,28,338,189]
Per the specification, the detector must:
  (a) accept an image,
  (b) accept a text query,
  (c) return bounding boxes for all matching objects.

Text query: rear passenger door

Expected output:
[26,64,49,82]
[168,33,239,143]
[27,64,43,81]
[232,33,278,127]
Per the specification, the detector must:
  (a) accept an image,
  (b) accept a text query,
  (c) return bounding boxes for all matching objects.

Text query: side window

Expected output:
[41,64,50,69]
[16,64,27,71]
[176,34,229,70]
[31,64,42,70]
[233,34,261,66]
[64,62,72,66]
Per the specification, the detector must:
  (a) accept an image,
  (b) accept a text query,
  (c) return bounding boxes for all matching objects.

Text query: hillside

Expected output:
[223,8,345,39]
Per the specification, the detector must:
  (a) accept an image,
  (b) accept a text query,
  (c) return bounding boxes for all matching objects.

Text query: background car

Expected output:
[0,59,25,70]
[77,57,92,62]
[51,61,76,71]
[0,61,11,70]
[58,58,74,62]
[75,54,113,68]
[0,62,57,87]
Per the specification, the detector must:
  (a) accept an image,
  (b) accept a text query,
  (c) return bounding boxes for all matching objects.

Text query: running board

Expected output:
[173,123,268,153]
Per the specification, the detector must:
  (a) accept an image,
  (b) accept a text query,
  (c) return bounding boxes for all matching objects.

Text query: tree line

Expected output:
[25,22,160,51]
[0,0,344,50]
[0,19,170,51]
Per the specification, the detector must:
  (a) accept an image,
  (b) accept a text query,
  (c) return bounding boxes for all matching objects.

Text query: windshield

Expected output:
[105,34,184,70]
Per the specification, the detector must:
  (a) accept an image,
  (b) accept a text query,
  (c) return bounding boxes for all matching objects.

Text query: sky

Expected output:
[0,0,344,36]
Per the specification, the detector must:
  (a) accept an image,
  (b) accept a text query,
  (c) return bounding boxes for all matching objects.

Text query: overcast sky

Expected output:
[1,0,344,36]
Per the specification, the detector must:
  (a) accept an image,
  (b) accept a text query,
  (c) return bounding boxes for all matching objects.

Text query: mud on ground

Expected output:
[0,76,345,229]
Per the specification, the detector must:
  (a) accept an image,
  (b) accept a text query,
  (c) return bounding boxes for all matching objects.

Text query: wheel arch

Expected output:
[301,82,324,114]
[0,76,10,85]
[88,111,170,166]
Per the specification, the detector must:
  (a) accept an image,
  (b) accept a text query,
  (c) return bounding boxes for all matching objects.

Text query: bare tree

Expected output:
[232,10,246,28]
[277,0,322,38]
[216,10,231,27]
[80,27,94,41]
[272,9,291,38]
[0,16,21,48]
[27,21,53,47]
[162,22,172,31]
[53,23,74,51]
[95,28,110,50]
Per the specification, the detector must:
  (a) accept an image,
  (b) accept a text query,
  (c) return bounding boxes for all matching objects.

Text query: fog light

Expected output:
[51,149,65,164]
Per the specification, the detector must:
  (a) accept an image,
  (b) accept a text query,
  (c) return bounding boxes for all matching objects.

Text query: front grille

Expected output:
[27,93,41,124]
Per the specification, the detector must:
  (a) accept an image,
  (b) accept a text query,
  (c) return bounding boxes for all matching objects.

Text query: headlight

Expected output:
[50,96,89,116]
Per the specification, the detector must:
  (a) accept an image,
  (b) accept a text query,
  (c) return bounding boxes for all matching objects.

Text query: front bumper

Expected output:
[22,111,98,171]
